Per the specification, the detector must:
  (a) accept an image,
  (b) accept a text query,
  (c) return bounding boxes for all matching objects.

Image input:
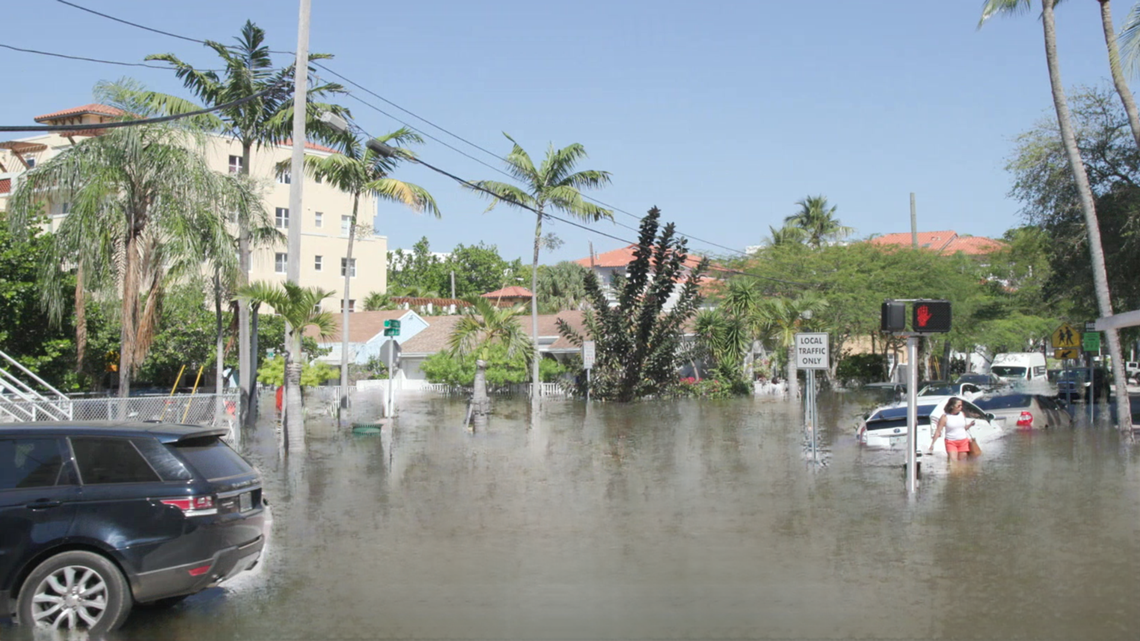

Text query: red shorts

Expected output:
[945,438,971,453]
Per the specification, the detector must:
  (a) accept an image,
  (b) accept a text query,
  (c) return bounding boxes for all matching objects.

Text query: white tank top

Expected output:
[942,411,970,441]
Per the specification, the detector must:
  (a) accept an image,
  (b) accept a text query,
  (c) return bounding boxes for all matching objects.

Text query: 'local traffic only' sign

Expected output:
[794,333,829,370]
[582,341,596,370]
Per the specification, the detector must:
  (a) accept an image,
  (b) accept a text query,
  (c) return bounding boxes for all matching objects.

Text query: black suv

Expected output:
[0,422,266,633]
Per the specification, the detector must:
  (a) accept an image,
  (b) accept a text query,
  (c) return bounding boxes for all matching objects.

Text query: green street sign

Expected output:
[384,319,401,329]
[1082,331,1100,352]
[383,328,400,337]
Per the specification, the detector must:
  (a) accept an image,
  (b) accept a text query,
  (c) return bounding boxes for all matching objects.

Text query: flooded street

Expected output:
[10,391,1140,640]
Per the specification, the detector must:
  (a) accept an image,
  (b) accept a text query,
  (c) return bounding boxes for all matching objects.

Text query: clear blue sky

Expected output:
[0,1,1125,264]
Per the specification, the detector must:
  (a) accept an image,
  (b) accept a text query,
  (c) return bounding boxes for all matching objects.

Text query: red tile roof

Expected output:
[391,296,471,308]
[574,244,707,270]
[867,231,1005,256]
[34,104,124,123]
[303,310,409,343]
[481,286,533,299]
[0,178,10,195]
[279,139,339,154]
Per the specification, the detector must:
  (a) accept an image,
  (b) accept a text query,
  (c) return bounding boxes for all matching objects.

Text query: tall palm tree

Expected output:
[146,20,348,426]
[784,195,853,249]
[982,0,1132,432]
[237,281,335,446]
[765,224,806,248]
[7,83,254,399]
[470,135,612,417]
[757,293,827,401]
[448,297,534,432]
[289,129,439,413]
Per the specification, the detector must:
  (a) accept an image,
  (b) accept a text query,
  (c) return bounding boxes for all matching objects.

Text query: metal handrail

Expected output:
[0,348,69,401]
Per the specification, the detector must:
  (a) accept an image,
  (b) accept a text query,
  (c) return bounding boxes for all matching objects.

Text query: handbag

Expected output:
[968,437,983,458]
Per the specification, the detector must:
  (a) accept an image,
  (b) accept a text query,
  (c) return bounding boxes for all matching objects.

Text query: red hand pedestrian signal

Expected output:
[912,300,951,333]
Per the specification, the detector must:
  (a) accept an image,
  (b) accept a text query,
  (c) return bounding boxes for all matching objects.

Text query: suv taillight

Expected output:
[1017,411,1033,428]
[161,495,217,516]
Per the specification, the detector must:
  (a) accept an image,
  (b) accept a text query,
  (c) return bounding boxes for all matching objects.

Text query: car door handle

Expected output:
[26,499,62,510]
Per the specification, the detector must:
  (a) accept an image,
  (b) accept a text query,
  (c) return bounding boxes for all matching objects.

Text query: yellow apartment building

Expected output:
[0,104,387,311]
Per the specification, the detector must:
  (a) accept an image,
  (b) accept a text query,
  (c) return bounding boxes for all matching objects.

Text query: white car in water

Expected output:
[857,396,1007,453]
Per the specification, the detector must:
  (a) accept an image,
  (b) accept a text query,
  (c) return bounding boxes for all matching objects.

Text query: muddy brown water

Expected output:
[6,391,1140,640]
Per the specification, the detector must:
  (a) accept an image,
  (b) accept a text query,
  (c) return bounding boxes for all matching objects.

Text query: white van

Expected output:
[990,352,1048,383]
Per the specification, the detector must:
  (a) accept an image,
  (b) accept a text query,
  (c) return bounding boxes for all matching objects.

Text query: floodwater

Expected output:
[8,391,1140,640]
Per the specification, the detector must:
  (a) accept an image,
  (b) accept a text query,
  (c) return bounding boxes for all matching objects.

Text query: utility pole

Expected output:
[910,193,918,249]
[283,0,311,451]
[450,271,456,299]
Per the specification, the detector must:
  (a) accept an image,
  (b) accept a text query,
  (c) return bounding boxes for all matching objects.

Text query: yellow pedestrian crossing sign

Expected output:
[1052,323,1080,348]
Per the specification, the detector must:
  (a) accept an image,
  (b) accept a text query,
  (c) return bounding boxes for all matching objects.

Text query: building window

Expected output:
[315,174,323,184]
[61,202,70,214]
[275,207,289,229]
[314,211,323,227]
[228,155,243,174]
[278,170,291,185]
[313,304,322,313]
[341,299,356,313]
[314,255,323,271]
[340,258,357,278]
[24,156,35,168]
[341,215,351,236]
[275,253,287,274]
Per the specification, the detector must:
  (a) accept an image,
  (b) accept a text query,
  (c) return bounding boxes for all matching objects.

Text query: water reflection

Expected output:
[4,391,1138,640]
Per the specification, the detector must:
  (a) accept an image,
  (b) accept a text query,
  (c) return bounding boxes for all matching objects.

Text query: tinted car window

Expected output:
[71,437,161,484]
[172,437,254,481]
[132,437,193,482]
[976,395,1032,410]
[991,366,1027,378]
[0,438,64,490]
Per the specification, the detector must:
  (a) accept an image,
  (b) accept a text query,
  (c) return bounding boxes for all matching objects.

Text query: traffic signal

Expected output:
[881,301,906,332]
[912,300,951,333]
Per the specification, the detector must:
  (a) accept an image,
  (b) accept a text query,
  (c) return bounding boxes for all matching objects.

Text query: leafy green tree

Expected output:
[388,237,448,295]
[981,0,1131,430]
[527,261,591,313]
[470,134,612,416]
[783,195,853,249]
[558,207,708,402]
[421,343,564,388]
[145,20,348,425]
[6,82,254,399]
[757,293,827,400]
[0,221,78,388]
[238,281,335,441]
[362,291,398,311]
[256,356,338,387]
[294,128,439,409]
[445,243,524,298]
[135,283,218,387]
[447,297,534,431]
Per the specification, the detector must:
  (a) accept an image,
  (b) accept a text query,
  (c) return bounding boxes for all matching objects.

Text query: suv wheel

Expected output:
[16,551,132,633]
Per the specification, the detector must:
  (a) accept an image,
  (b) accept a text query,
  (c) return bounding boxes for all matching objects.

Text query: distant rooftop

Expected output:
[34,104,124,123]
[867,230,1005,256]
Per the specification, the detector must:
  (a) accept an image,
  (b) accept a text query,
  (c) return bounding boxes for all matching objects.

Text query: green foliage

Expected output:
[0,222,79,388]
[421,345,566,387]
[673,377,745,399]
[836,353,888,385]
[135,284,217,385]
[558,207,708,402]
[388,237,524,299]
[783,195,853,249]
[523,261,591,313]
[256,356,339,387]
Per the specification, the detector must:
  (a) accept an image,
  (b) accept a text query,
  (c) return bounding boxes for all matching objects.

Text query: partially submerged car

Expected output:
[974,393,1071,430]
[857,396,1007,452]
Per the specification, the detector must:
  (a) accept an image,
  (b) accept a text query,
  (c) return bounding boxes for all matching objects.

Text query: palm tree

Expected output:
[534,261,591,313]
[982,0,1132,432]
[289,129,439,413]
[362,291,397,311]
[7,82,255,399]
[757,293,827,401]
[765,224,806,248]
[784,196,852,249]
[470,135,612,417]
[145,20,348,426]
[237,281,335,446]
[448,297,534,431]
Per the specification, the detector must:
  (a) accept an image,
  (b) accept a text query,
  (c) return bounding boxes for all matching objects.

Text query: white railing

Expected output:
[0,393,239,428]
[0,348,72,421]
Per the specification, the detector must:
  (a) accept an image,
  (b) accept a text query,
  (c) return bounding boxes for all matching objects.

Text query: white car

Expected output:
[917,382,985,402]
[857,396,1007,453]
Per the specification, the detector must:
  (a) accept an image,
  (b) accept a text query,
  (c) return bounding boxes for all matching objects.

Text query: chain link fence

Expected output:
[0,393,240,428]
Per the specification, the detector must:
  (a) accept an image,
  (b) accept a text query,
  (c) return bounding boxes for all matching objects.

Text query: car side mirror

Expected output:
[986,413,996,421]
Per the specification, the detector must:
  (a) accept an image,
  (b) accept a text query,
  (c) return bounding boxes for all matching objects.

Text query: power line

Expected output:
[54,0,205,44]
[0,81,287,132]
[1,43,178,69]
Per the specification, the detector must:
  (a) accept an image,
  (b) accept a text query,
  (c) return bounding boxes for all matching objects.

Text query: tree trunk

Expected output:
[214,267,225,429]
[238,141,254,427]
[786,343,799,400]
[1100,1,1140,149]
[472,358,489,432]
[340,193,359,415]
[250,302,260,425]
[74,259,87,373]
[1042,0,1132,431]
[284,337,304,452]
[118,229,140,400]
[530,210,543,419]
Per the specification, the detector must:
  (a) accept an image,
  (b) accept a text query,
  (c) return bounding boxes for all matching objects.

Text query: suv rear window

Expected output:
[976,395,1031,410]
[172,438,254,481]
[71,437,161,485]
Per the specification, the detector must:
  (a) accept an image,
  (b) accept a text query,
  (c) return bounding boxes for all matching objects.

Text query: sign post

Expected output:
[795,332,829,465]
[380,326,401,418]
[582,341,595,404]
